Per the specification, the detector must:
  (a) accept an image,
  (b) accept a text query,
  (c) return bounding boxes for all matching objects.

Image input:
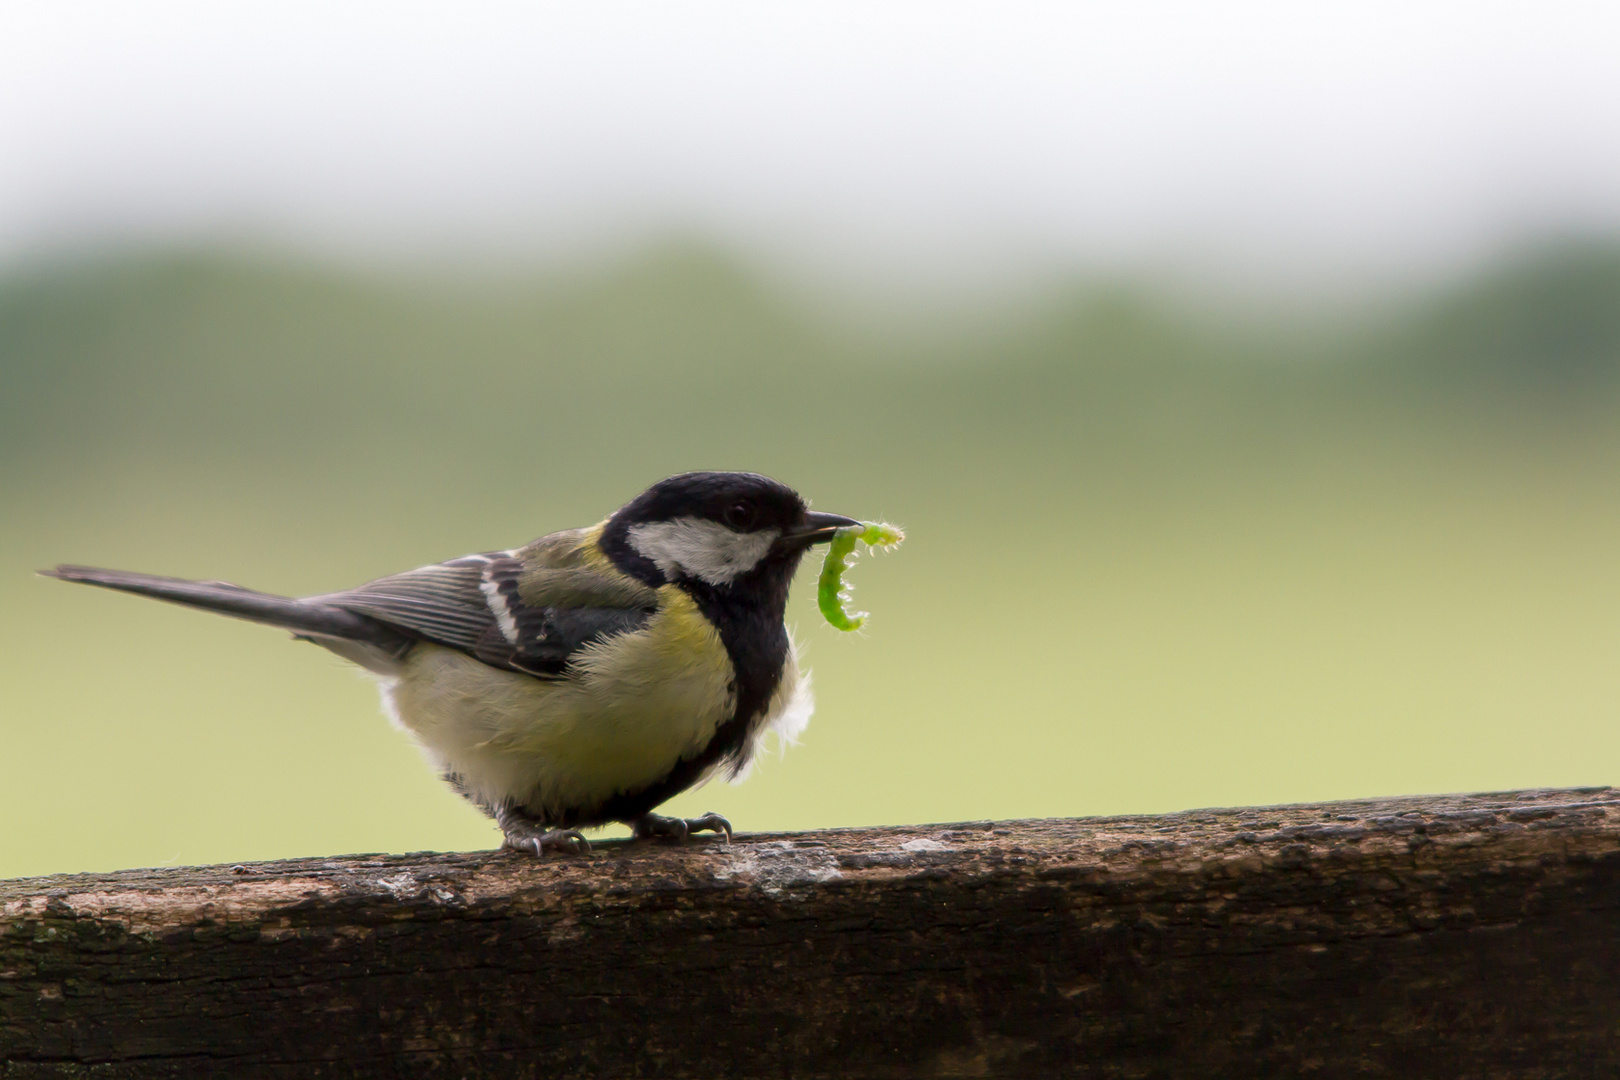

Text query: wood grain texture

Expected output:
[6,787,1620,1078]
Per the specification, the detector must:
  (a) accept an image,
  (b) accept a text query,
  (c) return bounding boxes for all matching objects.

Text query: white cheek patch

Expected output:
[627,517,780,586]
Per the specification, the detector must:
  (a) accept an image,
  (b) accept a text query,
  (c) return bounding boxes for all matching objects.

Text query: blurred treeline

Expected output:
[2,241,1618,876]
[5,241,1619,495]
[4,241,1618,581]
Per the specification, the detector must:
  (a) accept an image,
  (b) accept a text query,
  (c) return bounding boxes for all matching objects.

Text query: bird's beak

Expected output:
[781,511,862,546]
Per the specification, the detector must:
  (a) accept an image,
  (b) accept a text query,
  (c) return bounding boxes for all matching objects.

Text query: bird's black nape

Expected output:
[615,472,807,530]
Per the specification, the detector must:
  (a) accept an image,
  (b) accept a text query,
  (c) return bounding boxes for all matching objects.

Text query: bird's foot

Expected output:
[631,811,732,844]
[495,803,591,857]
[502,827,591,857]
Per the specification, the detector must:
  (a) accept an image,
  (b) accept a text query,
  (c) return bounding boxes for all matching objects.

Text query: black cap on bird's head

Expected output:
[600,471,858,592]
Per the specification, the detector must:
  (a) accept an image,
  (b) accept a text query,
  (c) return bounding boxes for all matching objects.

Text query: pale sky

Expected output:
[3,2,1619,289]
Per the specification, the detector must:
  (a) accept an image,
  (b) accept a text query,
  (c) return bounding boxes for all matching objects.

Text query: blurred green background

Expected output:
[3,241,1618,878]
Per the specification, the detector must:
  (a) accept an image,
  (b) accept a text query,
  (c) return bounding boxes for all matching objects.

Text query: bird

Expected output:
[42,471,861,856]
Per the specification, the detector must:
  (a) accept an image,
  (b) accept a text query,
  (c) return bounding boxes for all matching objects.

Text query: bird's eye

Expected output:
[722,499,759,531]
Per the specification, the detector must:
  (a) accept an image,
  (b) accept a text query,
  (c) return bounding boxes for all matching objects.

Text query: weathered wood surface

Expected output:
[5,787,1620,1079]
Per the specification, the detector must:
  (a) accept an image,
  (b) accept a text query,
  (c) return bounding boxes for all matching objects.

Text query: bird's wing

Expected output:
[317,534,657,679]
[317,555,497,651]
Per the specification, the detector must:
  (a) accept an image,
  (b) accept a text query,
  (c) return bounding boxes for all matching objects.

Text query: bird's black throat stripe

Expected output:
[567,558,798,828]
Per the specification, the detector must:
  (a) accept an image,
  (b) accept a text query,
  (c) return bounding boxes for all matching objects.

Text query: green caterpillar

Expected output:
[818,521,905,631]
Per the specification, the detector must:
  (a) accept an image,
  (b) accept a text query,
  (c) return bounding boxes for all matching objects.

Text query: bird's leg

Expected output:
[630,811,732,844]
[494,800,591,857]
[440,771,590,856]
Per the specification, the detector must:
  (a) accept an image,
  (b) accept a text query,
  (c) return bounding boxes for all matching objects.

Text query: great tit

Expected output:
[43,471,861,855]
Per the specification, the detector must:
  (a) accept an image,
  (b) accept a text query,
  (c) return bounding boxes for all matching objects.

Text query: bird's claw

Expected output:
[632,811,732,844]
[690,812,733,843]
[503,827,591,857]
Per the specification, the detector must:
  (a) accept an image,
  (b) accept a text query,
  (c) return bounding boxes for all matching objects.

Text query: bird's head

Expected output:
[600,472,857,595]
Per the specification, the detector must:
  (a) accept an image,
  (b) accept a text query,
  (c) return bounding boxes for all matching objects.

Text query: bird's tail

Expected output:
[40,565,412,655]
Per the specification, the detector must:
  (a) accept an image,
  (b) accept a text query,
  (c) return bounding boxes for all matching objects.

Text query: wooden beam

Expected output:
[6,787,1620,1078]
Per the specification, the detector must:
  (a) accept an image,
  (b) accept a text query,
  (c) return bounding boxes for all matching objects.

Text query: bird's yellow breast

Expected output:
[383,584,736,819]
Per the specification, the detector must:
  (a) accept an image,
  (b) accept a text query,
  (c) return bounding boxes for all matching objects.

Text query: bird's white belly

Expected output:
[380,611,737,818]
